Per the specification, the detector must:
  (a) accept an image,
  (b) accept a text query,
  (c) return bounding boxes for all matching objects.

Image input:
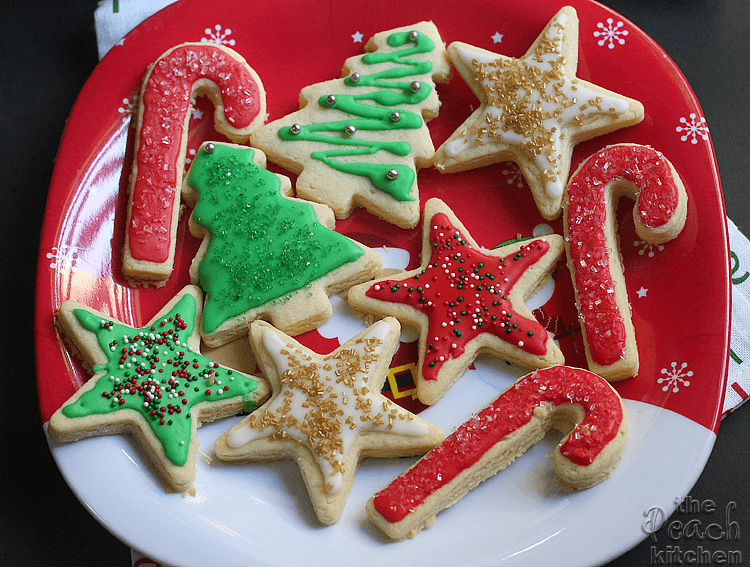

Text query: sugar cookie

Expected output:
[48,285,270,493]
[249,22,452,229]
[347,198,565,405]
[563,144,688,379]
[367,365,628,540]
[122,42,266,285]
[214,318,443,525]
[182,141,382,347]
[432,7,644,220]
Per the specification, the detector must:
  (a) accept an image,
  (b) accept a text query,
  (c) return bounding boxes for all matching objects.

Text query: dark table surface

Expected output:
[2,0,749,565]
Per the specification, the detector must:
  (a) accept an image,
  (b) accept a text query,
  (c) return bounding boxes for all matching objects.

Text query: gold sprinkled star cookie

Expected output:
[432,6,644,220]
[214,318,443,525]
[48,285,270,493]
[347,198,565,406]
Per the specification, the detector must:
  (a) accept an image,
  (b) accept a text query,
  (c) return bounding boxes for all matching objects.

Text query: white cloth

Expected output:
[94,0,178,60]
[724,218,750,415]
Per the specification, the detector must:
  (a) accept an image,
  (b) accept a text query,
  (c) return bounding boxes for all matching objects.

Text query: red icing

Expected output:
[365,212,550,381]
[566,145,681,366]
[372,366,623,524]
[128,44,262,263]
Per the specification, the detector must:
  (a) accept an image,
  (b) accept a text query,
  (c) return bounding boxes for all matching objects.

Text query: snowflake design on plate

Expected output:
[47,245,79,272]
[658,362,693,393]
[634,239,665,258]
[117,95,138,125]
[184,148,198,165]
[593,18,629,49]
[676,113,710,144]
[201,24,236,46]
[501,162,525,188]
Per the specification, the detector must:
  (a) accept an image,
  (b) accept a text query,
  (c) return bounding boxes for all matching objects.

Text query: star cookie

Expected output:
[48,285,270,493]
[432,6,644,220]
[347,198,565,405]
[213,318,443,525]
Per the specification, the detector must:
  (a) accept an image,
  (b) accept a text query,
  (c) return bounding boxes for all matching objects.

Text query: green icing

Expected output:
[61,294,260,467]
[493,235,537,249]
[277,29,436,202]
[187,143,364,334]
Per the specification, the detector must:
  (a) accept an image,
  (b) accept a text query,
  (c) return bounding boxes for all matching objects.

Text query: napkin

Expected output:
[94,0,178,59]
[92,2,749,564]
[724,218,750,415]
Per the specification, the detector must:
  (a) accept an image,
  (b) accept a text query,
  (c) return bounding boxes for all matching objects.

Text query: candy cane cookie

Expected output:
[367,366,628,541]
[122,43,266,286]
[563,144,688,380]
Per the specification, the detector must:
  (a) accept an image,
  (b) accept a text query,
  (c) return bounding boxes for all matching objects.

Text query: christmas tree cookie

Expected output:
[214,318,444,525]
[348,198,565,405]
[432,7,644,220]
[249,21,452,229]
[48,285,270,493]
[182,142,382,347]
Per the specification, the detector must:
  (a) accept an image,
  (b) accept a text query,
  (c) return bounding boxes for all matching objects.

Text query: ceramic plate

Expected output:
[36,1,729,565]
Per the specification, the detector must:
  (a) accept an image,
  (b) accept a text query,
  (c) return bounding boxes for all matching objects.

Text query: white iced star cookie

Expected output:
[213,318,443,525]
[432,6,644,220]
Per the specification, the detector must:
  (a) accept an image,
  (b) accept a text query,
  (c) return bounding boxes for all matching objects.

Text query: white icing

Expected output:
[446,12,632,200]
[226,321,429,494]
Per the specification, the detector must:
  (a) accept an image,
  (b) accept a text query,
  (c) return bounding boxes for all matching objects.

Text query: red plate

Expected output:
[36,1,729,565]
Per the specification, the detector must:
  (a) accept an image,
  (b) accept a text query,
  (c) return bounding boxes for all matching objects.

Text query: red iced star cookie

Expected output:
[347,198,565,405]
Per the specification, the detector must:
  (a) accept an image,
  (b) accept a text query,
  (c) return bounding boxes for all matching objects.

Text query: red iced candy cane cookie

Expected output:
[122,42,266,285]
[563,144,688,380]
[367,366,628,541]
